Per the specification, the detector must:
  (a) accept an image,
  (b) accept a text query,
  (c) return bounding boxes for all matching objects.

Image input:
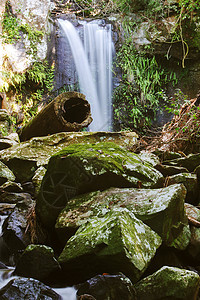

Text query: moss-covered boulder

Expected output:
[14,244,61,282]
[0,161,15,185]
[36,142,163,228]
[56,184,187,248]
[58,208,162,284]
[134,266,200,300]
[167,173,198,205]
[170,224,191,251]
[0,131,138,170]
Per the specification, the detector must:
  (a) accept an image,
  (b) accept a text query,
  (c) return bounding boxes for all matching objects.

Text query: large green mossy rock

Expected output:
[134,266,200,300]
[0,131,138,182]
[56,184,187,248]
[58,208,162,284]
[36,142,163,228]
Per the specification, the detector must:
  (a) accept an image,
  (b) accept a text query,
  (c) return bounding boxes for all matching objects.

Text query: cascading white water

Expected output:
[58,19,114,131]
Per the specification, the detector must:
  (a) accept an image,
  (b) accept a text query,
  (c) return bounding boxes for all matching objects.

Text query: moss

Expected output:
[25,244,54,255]
[51,142,163,187]
[37,142,163,228]
[56,184,188,248]
[134,266,200,300]
[58,208,162,282]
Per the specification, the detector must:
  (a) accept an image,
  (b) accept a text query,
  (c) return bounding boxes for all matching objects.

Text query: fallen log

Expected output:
[19,92,92,142]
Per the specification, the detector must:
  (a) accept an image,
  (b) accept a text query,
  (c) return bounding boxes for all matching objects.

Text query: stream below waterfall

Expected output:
[0,215,77,300]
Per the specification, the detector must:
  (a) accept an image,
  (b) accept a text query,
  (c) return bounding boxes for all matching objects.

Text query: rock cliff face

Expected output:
[0,0,53,91]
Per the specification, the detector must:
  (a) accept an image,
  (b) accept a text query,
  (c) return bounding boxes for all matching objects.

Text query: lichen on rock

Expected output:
[134,266,200,300]
[36,141,163,228]
[58,208,162,284]
[56,183,188,249]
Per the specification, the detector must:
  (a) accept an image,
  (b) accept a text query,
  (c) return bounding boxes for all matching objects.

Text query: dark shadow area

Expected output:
[63,97,90,123]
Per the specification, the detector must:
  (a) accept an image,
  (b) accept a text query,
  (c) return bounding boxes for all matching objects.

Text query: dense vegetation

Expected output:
[71,0,200,132]
[0,1,54,128]
[0,0,200,134]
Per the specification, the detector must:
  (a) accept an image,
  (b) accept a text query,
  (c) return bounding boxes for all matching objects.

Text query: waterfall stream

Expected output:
[0,215,77,299]
[58,19,114,131]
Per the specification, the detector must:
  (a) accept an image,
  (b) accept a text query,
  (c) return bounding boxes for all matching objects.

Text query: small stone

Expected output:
[0,277,61,299]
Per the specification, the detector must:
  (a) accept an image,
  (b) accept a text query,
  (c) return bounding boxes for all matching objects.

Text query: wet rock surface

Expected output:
[58,208,162,284]
[134,266,200,300]
[77,274,137,300]
[36,142,163,228]
[2,194,34,252]
[14,244,61,282]
[165,173,198,204]
[56,184,187,248]
[0,162,15,186]
[0,277,61,299]
[0,132,199,298]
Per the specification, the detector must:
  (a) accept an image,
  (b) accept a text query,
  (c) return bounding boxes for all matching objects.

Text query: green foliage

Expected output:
[20,23,44,57]
[179,0,200,13]
[0,61,54,93]
[2,12,21,44]
[0,61,54,126]
[0,71,26,92]
[73,0,117,16]
[2,11,44,57]
[165,89,189,115]
[167,0,200,65]
[15,93,40,126]
[113,37,177,132]
[27,61,54,92]
[113,0,164,15]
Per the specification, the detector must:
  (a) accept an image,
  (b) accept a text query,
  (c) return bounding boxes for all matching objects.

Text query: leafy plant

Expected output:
[0,71,26,92]
[27,61,54,92]
[2,12,21,44]
[113,36,177,132]
[112,0,164,16]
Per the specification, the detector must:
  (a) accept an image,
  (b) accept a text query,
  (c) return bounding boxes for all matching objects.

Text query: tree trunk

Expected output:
[19,92,92,142]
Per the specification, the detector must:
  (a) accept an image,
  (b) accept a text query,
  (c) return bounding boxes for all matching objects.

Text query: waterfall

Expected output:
[58,19,114,131]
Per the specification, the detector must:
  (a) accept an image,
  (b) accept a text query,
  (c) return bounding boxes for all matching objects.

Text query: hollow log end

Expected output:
[55,91,93,129]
